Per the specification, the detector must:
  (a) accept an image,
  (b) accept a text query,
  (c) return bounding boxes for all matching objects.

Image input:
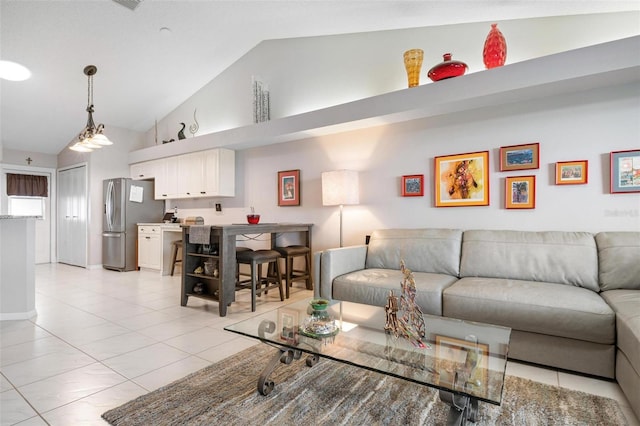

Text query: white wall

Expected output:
[144,12,640,146]
[58,125,145,267]
[172,81,640,252]
[145,12,639,253]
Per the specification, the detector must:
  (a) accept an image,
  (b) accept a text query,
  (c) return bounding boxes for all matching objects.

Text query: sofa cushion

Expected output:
[600,290,640,376]
[365,228,462,276]
[460,230,599,291]
[596,232,640,291]
[332,268,458,316]
[443,277,615,344]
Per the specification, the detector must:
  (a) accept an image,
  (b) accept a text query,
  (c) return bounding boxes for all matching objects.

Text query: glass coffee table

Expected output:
[225,299,511,426]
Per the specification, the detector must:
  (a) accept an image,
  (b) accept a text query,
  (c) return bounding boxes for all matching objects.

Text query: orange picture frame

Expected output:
[505,175,535,209]
[434,151,489,207]
[556,160,588,185]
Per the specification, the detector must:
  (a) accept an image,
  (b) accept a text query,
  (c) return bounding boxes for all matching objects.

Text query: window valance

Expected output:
[6,173,49,197]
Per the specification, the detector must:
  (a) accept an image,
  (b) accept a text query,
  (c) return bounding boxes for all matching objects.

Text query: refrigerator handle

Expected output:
[102,233,122,238]
[106,180,114,231]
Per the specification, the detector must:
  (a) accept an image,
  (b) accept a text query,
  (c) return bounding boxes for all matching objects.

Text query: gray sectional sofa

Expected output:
[314,228,640,417]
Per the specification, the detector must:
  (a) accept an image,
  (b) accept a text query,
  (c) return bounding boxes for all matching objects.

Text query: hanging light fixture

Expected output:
[69,65,112,152]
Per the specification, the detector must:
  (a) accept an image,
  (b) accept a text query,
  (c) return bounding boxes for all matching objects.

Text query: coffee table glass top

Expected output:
[225,299,511,405]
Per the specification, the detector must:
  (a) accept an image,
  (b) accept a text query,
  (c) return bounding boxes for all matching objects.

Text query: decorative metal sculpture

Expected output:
[385,260,428,348]
[189,109,199,137]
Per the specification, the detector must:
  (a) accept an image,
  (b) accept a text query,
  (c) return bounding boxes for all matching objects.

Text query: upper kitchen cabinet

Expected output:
[130,159,160,180]
[132,148,235,200]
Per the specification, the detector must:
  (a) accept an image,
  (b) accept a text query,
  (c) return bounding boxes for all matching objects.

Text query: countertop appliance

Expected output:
[102,178,164,271]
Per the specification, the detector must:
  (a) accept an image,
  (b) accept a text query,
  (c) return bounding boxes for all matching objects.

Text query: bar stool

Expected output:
[274,245,312,298]
[236,249,284,312]
[170,240,183,276]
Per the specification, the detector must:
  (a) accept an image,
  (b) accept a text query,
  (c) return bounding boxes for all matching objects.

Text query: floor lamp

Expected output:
[322,170,359,247]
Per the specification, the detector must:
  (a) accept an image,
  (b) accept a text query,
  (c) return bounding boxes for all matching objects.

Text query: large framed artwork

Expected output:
[555,160,588,185]
[505,175,536,209]
[434,151,489,207]
[401,174,424,197]
[278,169,301,206]
[499,143,540,171]
[610,149,640,194]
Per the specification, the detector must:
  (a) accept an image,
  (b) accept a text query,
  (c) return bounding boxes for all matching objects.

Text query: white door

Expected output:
[57,165,88,267]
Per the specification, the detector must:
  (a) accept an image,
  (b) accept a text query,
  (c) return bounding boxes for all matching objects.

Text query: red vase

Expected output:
[427,53,468,82]
[483,23,507,69]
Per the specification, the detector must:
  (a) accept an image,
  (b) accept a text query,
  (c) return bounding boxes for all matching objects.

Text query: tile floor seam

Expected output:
[0,372,50,426]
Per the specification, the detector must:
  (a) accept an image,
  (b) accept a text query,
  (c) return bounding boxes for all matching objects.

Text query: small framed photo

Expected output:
[434,151,489,207]
[556,160,588,185]
[278,169,300,206]
[401,174,424,197]
[610,149,640,193]
[279,308,299,344]
[505,175,536,209]
[499,143,540,171]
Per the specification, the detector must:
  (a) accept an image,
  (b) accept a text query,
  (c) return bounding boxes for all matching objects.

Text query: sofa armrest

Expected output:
[314,245,368,300]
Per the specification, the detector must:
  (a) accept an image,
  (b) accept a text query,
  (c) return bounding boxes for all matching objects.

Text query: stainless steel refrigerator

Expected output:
[102,178,164,271]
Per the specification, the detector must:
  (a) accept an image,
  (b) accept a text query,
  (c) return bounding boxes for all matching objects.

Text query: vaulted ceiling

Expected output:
[1,0,638,155]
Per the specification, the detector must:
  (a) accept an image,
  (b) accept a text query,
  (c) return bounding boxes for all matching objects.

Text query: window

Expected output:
[8,196,45,218]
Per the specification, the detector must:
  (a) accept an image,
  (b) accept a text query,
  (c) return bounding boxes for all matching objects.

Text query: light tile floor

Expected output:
[0,264,638,425]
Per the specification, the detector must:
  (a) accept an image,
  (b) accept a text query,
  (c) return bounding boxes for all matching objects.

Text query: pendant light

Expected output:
[69,65,112,152]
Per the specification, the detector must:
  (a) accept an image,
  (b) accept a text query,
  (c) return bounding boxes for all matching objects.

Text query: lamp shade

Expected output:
[322,170,359,206]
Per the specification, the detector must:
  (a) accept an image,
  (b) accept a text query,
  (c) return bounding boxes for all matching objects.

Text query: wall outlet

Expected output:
[215,203,222,212]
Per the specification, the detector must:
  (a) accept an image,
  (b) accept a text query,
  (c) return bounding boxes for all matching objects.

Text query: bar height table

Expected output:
[181,223,313,316]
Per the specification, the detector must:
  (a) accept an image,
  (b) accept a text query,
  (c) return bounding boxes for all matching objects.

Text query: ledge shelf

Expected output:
[129,36,640,165]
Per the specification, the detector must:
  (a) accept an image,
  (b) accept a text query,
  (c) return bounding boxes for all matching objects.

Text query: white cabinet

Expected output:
[138,148,234,200]
[154,157,178,200]
[130,160,159,180]
[137,225,161,270]
[203,148,235,196]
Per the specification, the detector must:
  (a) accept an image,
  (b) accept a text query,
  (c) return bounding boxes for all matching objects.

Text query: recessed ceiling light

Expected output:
[0,60,31,81]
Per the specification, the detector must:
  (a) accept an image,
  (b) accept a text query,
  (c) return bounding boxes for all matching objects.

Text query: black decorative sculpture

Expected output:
[178,123,186,140]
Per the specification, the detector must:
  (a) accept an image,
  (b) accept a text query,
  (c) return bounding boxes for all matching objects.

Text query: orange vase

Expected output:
[483,23,507,69]
[403,49,424,88]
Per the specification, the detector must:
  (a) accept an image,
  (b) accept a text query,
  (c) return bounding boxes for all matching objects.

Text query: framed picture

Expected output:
[434,151,489,207]
[505,175,535,209]
[556,160,588,185]
[499,143,540,171]
[435,335,489,391]
[278,169,300,206]
[279,308,299,344]
[610,149,640,193]
[401,174,424,197]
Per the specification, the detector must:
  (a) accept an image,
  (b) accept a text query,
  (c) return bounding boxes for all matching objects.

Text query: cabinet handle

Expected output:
[145,236,151,239]
[200,191,206,194]
[162,194,168,197]
[139,174,144,177]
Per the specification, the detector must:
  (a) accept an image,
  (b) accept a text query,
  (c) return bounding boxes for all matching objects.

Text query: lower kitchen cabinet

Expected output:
[137,225,161,270]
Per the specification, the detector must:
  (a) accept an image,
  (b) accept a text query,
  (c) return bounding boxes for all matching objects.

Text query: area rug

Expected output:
[103,344,628,425]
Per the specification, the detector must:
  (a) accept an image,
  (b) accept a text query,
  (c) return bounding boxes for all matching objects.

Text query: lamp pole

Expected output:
[339,204,344,247]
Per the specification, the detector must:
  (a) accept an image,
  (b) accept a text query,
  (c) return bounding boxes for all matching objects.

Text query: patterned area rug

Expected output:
[103,344,627,425]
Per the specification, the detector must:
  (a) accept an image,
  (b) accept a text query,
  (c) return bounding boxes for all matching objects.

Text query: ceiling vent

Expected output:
[112,0,143,11]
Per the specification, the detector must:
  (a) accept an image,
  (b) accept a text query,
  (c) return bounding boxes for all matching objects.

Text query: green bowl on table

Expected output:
[310,299,329,311]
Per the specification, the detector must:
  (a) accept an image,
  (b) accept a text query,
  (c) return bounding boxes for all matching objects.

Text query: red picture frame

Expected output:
[499,143,540,171]
[278,169,300,206]
[610,149,640,193]
[401,174,424,197]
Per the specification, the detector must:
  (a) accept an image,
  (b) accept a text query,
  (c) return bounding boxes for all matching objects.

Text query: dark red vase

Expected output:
[427,53,468,82]
[483,23,507,69]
